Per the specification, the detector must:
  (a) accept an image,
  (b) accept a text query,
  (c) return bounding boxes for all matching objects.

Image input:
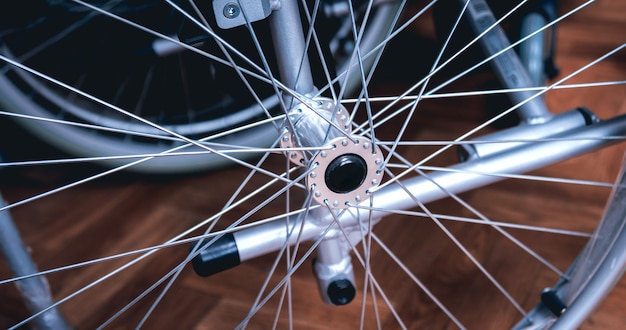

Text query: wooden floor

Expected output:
[0,0,625,329]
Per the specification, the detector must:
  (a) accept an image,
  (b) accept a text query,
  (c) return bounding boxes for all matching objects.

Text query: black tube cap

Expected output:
[191,233,241,277]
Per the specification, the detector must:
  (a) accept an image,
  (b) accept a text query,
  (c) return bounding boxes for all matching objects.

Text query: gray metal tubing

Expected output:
[460,108,596,161]
[0,199,70,330]
[462,0,552,124]
[367,114,626,214]
[519,13,548,86]
[269,0,316,96]
[233,114,626,262]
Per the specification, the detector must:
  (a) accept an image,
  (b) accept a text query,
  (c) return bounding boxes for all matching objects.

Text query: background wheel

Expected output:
[0,0,399,173]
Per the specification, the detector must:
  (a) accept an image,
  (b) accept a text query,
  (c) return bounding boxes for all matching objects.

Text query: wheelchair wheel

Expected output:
[0,0,625,328]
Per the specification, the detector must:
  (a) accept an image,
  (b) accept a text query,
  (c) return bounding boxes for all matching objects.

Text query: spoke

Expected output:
[412,165,616,188]
[0,135,305,215]
[183,0,278,126]
[319,0,436,102]
[135,142,286,328]
[377,135,626,147]
[375,42,626,192]
[381,0,470,170]
[425,0,595,97]
[0,206,319,286]
[71,0,277,91]
[358,196,378,329]
[298,0,339,103]
[353,0,593,135]
[414,167,566,276]
[248,190,316,329]
[1,0,622,328]
[350,205,591,237]
[371,233,466,329]
[378,140,580,277]
[237,220,338,329]
[350,0,533,135]
[98,164,312,328]
[341,80,626,103]
[383,170,528,317]
[322,202,408,329]
[337,0,378,147]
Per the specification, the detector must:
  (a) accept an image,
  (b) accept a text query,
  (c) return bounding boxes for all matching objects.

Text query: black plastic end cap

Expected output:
[191,233,241,277]
[324,154,367,194]
[540,288,567,317]
[327,279,356,306]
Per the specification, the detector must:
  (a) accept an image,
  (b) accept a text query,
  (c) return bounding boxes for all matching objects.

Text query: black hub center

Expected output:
[324,154,368,194]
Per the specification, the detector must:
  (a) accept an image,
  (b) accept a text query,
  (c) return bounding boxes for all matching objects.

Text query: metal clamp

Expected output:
[213,0,280,29]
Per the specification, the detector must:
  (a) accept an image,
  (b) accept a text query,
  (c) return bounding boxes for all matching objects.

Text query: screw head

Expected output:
[223,3,240,19]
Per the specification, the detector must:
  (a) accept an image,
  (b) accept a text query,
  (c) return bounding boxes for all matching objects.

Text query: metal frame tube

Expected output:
[233,114,626,261]
[462,0,553,124]
[0,199,70,330]
[269,0,315,96]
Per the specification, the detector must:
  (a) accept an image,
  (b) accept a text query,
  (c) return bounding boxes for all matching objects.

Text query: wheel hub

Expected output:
[308,136,382,208]
[280,97,383,208]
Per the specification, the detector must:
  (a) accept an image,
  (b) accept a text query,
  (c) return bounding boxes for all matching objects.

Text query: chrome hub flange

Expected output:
[280,97,383,208]
[280,97,351,165]
[308,136,383,209]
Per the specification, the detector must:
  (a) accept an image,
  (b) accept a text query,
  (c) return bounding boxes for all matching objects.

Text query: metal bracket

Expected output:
[213,0,281,29]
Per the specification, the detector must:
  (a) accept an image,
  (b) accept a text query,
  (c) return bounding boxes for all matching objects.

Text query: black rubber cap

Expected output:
[541,288,567,317]
[191,233,241,277]
[327,279,356,305]
[324,154,367,194]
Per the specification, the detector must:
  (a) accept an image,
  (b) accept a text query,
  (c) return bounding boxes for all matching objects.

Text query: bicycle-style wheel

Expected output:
[0,0,625,329]
[0,0,398,173]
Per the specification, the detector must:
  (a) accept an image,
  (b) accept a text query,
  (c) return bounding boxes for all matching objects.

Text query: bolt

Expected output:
[223,3,240,19]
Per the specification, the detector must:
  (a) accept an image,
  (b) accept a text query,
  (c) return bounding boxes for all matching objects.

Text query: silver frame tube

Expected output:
[269,0,315,95]
[234,114,626,262]
[463,0,552,124]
